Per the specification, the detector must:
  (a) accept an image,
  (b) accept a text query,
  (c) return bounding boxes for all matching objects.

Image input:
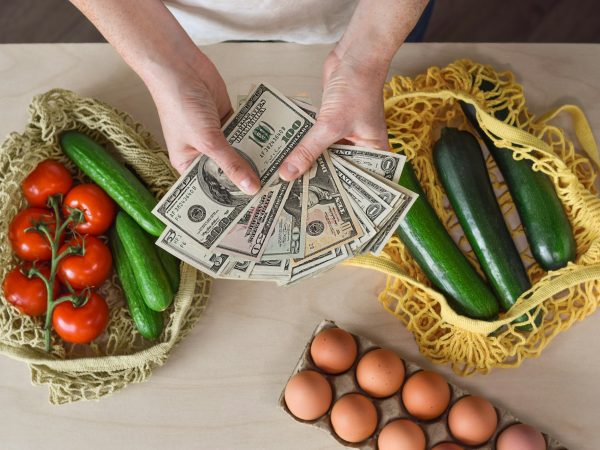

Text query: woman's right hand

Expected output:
[147,54,260,195]
[69,0,261,194]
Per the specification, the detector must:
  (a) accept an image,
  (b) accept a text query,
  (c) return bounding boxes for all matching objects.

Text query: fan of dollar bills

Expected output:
[152,83,417,285]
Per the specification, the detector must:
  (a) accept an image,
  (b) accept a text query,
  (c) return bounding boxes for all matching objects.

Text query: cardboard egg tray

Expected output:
[279,320,567,450]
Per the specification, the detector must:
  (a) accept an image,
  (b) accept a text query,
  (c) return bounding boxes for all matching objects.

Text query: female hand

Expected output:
[148,54,260,195]
[279,49,390,181]
[278,0,429,181]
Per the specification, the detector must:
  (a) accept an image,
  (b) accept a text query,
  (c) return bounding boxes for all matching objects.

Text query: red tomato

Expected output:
[8,208,57,261]
[57,236,112,289]
[52,291,109,344]
[63,184,116,235]
[22,159,73,207]
[2,264,60,316]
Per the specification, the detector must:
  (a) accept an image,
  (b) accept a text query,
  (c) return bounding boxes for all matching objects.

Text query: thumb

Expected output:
[279,119,344,181]
[196,129,261,195]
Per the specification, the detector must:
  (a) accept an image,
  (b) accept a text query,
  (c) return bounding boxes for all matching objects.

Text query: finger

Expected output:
[279,119,344,181]
[197,129,261,195]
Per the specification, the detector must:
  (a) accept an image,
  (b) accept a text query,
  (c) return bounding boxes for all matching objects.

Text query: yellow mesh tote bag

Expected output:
[347,59,600,375]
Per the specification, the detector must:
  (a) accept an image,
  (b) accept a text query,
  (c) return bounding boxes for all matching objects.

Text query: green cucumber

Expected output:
[157,247,181,292]
[115,211,174,311]
[433,128,532,320]
[395,160,499,320]
[110,226,163,340]
[460,81,575,270]
[60,131,165,237]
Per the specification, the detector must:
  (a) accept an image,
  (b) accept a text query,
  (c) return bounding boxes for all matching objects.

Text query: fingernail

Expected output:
[280,162,299,181]
[240,178,259,195]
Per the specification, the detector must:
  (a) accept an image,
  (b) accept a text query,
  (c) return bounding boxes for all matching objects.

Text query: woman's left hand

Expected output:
[279,50,390,181]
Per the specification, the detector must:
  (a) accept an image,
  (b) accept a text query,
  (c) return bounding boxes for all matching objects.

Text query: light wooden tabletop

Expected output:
[0,43,599,450]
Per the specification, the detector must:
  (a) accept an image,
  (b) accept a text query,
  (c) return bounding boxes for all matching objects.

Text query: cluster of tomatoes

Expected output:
[3,159,117,348]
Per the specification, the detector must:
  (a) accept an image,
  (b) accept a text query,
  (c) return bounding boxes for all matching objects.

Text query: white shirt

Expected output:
[164,0,358,44]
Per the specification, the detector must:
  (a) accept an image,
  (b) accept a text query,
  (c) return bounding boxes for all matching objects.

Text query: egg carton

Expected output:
[279,320,567,450]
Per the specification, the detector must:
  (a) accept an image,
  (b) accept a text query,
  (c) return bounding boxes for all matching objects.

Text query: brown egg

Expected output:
[431,443,464,450]
[284,370,332,421]
[402,370,451,420]
[378,419,426,450]
[310,327,357,374]
[496,424,547,450]
[356,348,405,398]
[330,393,378,443]
[448,396,498,446]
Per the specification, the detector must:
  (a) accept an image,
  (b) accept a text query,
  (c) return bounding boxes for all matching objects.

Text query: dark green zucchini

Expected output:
[395,160,499,320]
[460,80,575,271]
[433,128,532,324]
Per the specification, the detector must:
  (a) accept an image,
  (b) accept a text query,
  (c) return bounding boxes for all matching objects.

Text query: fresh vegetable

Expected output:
[63,183,116,235]
[395,161,499,320]
[2,264,59,316]
[52,291,109,344]
[60,131,165,237]
[158,248,181,293]
[433,128,531,318]
[9,208,58,261]
[460,81,575,271]
[22,159,72,207]
[57,235,113,289]
[115,211,174,311]
[110,226,163,340]
[16,194,94,350]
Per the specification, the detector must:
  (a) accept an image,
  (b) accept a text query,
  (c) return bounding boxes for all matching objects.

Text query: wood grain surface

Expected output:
[0,43,599,450]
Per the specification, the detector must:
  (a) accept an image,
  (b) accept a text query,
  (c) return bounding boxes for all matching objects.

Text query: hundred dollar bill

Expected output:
[152,83,315,251]
[303,151,363,258]
[290,98,317,119]
[156,227,229,278]
[262,172,309,259]
[238,93,311,110]
[262,97,311,259]
[331,159,393,227]
[330,144,405,183]
[216,178,292,261]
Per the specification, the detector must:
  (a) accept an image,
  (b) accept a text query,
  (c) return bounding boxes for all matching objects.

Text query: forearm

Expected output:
[69,0,209,92]
[336,0,429,71]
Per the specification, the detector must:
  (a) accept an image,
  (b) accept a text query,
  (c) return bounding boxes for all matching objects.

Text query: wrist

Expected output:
[138,44,210,95]
[331,44,391,82]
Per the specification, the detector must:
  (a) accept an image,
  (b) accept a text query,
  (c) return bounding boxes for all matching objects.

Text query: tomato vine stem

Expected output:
[26,194,85,352]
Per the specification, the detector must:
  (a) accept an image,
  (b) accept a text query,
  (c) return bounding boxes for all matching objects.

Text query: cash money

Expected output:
[262,173,309,259]
[153,83,315,251]
[153,84,418,285]
[216,178,292,261]
[332,160,393,227]
[303,151,363,258]
[332,155,403,208]
[156,227,229,277]
[330,144,405,183]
